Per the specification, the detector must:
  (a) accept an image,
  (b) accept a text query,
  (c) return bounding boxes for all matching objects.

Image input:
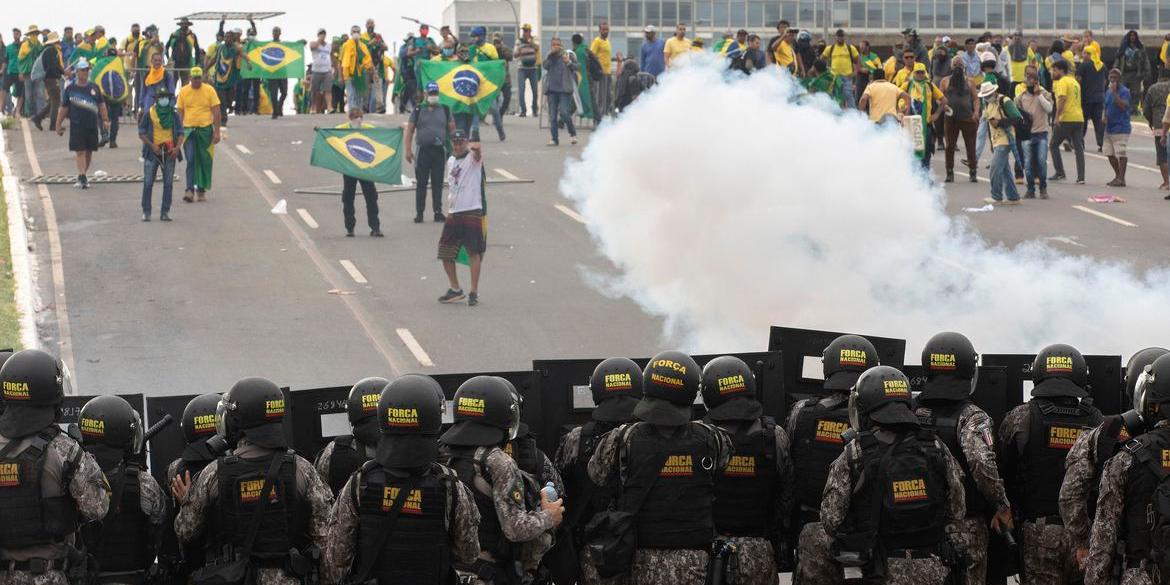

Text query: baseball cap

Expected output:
[913,62,927,73]
[425,82,439,94]
[452,129,468,142]
[522,23,532,30]
[74,57,90,70]
[189,65,204,77]
[644,25,657,33]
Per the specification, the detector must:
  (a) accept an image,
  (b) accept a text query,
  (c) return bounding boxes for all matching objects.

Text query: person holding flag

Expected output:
[901,62,948,170]
[309,110,404,236]
[571,34,594,123]
[95,43,129,148]
[138,87,182,221]
[334,107,382,237]
[176,66,220,203]
[55,58,109,189]
[167,17,200,85]
[437,129,486,307]
[210,28,243,125]
[341,26,373,113]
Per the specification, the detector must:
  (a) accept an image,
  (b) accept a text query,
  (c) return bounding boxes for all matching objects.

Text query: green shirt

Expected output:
[859,52,882,74]
[4,43,19,73]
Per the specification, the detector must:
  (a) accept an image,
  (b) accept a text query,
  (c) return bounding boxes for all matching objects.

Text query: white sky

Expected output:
[2,1,444,53]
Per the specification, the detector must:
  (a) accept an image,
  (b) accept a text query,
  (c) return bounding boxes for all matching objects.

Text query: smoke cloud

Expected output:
[561,57,1170,360]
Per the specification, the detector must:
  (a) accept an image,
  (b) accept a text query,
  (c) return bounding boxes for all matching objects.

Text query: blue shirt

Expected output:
[640,38,665,77]
[1104,85,1132,135]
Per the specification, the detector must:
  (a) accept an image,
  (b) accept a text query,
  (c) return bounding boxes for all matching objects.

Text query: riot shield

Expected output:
[982,354,1124,416]
[145,394,198,485]
[60,394,145,425]
[903,365,1011,425]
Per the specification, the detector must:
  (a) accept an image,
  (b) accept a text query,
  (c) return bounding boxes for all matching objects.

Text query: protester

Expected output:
[590,22,613,118]
[1114,30,1148,115]
[571,33,595,124]
[515,24,541,118]
[663,23,691,70]
[1050,60,1086,184]
[640,25,665,78]
[492,32,513,114]
[209,27,243,125]
[437,130,486,307]
[0,29,20,118]
[544,37,578,147]
[99,43,124,149]
[901,62,946,170]
[1102,68,1132,188]
[858,68,907,124]
[138,88,181,221]
[1144,69,1170,190]
[340,25,372,113]
[30,31,63,131]
[166,17,200,85]
[730,34,766,75]
[961,38,980,76]
[361,20,386,115]
[821,29,858,107]
[1015,69,1053,198]
[855,40,881,104]
[769,21,796,73]
[1078,44,1107,153]
[175,66,220,202]
[18,25,43,119]
[139,50,174,115]
[404,83,454,224]
[55,57,108,189]
[1007,32,1032,83]
[334,108,381,238]
[941,56,981,183]
[309,29,332,114]
[267,26,289,118]
[980,81,1020,205]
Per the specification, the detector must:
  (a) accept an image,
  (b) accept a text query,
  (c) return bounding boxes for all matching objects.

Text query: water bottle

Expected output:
[541,481,559,502]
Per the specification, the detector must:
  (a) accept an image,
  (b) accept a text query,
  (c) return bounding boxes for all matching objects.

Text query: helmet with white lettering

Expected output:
[0,349,65,438]
[1030,344,1089,398]
[700,356,761,421]
[633,350,700,426]
[215,377,288,449]
[589,357,643,423]
[439,376,517,447]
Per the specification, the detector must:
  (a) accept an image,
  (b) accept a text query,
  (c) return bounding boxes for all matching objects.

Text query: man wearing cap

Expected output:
[17,25,43,119]
[436,130,486,306]
[980,79,1021,204]
[640,26,665,79]
[821,29,859,107]
[167,17,200,85]
[405,82,454,224]
[138,87,182,221]
[515,24,541,118]
[587,351,732,585]
[31,31,63,131]
[56,57,108,189]
[175,66,220,202]
[901,62,947,169]
[309,28,333,114]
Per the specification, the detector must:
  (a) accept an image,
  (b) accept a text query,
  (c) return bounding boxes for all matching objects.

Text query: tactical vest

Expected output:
[504,434,543,485]
[624,422,717,549]
[208,450,309,565]
[160,455,213,575]
[564,420,619,535]
[327,436,369,497]
[1021,398,1103,520]
[917,400,989,517]
[353,460,454,585]
[712,417,778,536]
[446,447,513,561]
[0,427,81,547]
[83,463,151,579]
[791,395,851,519]
[1122,428,1170,563]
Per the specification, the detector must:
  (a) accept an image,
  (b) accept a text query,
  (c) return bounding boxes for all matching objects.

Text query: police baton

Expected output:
[143,413,174,445]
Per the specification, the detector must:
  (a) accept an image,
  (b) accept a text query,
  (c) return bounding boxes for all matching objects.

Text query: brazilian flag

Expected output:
[92,56,130,104]
[418,60,506,117]
[310,128,403,185]
[242,40,305,80]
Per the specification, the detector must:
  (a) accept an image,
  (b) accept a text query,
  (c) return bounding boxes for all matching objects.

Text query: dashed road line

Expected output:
[296,208,319,229]
[495,168,520,180]
[396,328,435,367]
[554,204,587,224]
[235,144,252,154]
[1072,204,1138,227]
[264,169,282,184]
[339,259,368,284]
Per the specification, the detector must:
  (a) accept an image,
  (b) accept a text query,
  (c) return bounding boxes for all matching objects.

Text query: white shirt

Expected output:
[446,152,484,213]
[310,42,332,73]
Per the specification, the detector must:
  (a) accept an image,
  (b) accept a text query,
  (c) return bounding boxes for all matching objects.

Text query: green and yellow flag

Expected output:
[242,40,305,79]
[418,60,506,117]
[93,56,130,104]
[310,127,403,185]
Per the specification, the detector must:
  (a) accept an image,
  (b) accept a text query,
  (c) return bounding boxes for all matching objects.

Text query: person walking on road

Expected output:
[336,108,382,238]
[138,87,182,221]
[56,57,108,190]
[341,26,373,114]
[437,130,486,307]
[1050,60,1086,184]
[267,26,289,118]
[1077,45,1107,153]
[590,22,613,118]
[544,37,579,147]
[175,66,221,203]
[309,29,332,114]
[980,80,1021,205]
[1143,69,1170,190]
[515,24,541,118]
[941,56,981,183]
[1,29,22,118]
[404,82,454,224]
[1103,68,1132,188]
[31,31,63,131]
[1015,69,1053,198]
[166,17,200,85]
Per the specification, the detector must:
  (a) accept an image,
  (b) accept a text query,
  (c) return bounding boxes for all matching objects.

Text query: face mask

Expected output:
[442,48,454,57]
[157,97,172,108]
[427,95,439,105]
[351,33,360,40]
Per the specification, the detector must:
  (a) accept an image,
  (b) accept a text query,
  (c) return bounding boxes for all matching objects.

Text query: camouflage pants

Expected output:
[795,522,843,585]
[1120,567,1154,585]
[580,550,629,585]
[1022,520,1081,585]
[886,557,949,585]
[717,535,776,585]
[629,548,709,585]
[0,570,67,585]
[959,516,988,585]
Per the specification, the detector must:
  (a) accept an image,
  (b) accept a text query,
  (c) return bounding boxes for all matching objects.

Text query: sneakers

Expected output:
[160,213,172,222]
[498,129,506,142]
[434,213,445,223]
[142,213,151,222]
[1024,192,1036,199]
[983,197,1001,204]
[345,230,354,237]
[546,140,558,147]
[1075,179,1085,185]
[944,171,954,183]
[1039,189,1048,199]
[438,289,465,303]
[968,171,978,183]
[468,292,478,307]
[182,191,194,203]
[196,191,207,202]
[1049,173,1066,181]
[1000,199,1021,205]
[73,175,89,189]
[570,137,578,145]
[109,141,118,149]
[371,229,384,237]
[414,214,424,224]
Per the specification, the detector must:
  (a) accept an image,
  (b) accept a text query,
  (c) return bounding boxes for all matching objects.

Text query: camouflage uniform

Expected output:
[92,468,165,585]
[555,426,627,585]
[819,430,967,585]
[174,439,334,585]
[505,439,566,497]
[796,521,842,585]
[586,422,733,585]
[0,432,110,585]
[311,438,372,482]
[321,464,482,585]
[1059,421,1116,546]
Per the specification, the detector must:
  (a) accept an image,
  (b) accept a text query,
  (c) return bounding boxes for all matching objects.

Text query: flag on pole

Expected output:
[242,41,306,79]
[310,127,403,185]
[418,60,506,117]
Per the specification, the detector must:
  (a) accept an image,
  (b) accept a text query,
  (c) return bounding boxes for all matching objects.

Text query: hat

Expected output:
[232,28,243,35]
[189,65,203,77]
[425,81,439,94]
[44,32,60,45]
[318,28,327,35]
[913,62,927,73]
[26,25,40,35]
[644,25,657,33]
[941,35,951,43]
[75,57,91,70]
[977,81,998,98]
[452,129,468,142]
[178,17,193,26]
[471,26,487,37]
[522,23,532,30]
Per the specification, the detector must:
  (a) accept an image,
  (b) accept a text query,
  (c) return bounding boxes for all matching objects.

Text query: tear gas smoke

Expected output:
[561,56,1170,360]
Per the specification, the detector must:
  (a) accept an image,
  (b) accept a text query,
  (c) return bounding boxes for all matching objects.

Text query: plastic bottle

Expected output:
[541,481,559,502]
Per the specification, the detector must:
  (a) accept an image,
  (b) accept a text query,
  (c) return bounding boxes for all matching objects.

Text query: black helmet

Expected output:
[181,393,221,444]
[439,376,517,447]
[1126,348,1168,402]
[1129,348,1170,430]
[348,376,389,447]
[848,365,918,431]
[1138,354,1170,423]
[918,331,979,401]
[216,377,288,449]
[589,357,643,423]
[0,349,64,438]
[1031,344,1089,398]
[701,356,762,421]
[376,374,444,468]
[79,395,143,453]
[633,350,700,426]
[823,335,879,392]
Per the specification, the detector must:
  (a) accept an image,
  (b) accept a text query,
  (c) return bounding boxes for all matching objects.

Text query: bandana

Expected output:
[154,100,174,130]
[144,64,165,87]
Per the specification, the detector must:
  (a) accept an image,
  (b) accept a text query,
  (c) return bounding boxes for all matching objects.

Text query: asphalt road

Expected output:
[3,105,1167,397]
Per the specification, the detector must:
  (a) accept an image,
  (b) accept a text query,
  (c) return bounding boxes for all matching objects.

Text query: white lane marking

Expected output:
[1,123,38,350]
[554,204,587,224]
[396,328,435,367]
[1043,235,1088,248]
[1072,205,1138,227]
[339,260,368,284]
[263,169,282,184]
[296,208,319,229]
[495,168,520,180]
[931,255,985,277]
[1085,151,1159,173]
[235,144,252,154]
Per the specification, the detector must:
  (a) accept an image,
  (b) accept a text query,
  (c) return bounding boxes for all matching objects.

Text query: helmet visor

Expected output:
[130,410,144,454]
[215,396,234,438]
[848,389,861,431]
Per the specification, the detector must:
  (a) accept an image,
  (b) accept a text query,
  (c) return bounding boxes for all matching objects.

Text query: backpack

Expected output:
[1148,453,1170,576]
[1010,96,1033,139]
[587,50,603,82]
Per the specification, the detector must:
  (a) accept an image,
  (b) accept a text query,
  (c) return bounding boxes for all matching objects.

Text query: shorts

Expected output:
[1156,136,1167,166]
[437,210,487,261]
[3,74,22,97]
[309,72,330,95]
[68,126,99,152]
[1104,133,1129,157]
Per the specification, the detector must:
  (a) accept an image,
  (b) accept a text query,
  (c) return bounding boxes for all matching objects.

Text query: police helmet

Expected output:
[822,335,879,392]
[376,374,444,468]
[1122,348,1169,434]
[1138,354,1170,423]
[700,356,762,421]
[633,350,700,426]
[501,377,524,441]
[589,357,643,423]
[347,376,389,447]
[181,393,222,444]
[918,331,979,401]
[439,376,517,447]
[1126,348,1168,402]
[1030,344,1089,398]
[215,377,288,449]
[78,395,143,454]
[848,365,918,431]
[0,349,64,438]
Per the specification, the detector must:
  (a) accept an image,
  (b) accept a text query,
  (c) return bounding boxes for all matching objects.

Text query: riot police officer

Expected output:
[173,377,334,585]
[77,395,164,585]
[586,351,732,585]
[554,357,643,585]
[439,376,564,585]
[502,379,564,498]
[1000,344,1104,585]
[314,377,388,496]
[0,349,109,585]
[789,334,879,581]
[159,392,222,584]
[323,374,481,585]
[820,366,966,585]
[913,331,1012,584]
[1083,352,1170,585]
[1061,346,1168,571]
[701,356,793,585]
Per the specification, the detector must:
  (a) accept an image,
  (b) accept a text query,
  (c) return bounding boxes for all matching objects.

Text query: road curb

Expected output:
[0,124,41,351]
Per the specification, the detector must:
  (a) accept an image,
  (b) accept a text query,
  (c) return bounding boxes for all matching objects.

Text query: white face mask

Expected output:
[426,95,439,106]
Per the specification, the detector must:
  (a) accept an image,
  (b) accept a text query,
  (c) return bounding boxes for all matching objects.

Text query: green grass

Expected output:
[0,167,23,351]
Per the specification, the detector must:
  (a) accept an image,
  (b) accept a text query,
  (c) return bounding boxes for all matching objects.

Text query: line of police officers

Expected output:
[0,329,1168,585]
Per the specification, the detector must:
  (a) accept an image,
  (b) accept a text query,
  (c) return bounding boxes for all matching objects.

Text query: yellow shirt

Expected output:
[663,37,692,65]
[901,79,943,120]
[176,83,221,128]
[590,37,612,73]
[773,40,794,68]
[1162,41,1169,67]
[472,42,498,61]
[862,80,902,122]
[820,43,858,77]
[340,38,373,80]
[1052,76,1084,123]
[1008,47,1034,82]
[883,56,898,81]
[892,66,920,87]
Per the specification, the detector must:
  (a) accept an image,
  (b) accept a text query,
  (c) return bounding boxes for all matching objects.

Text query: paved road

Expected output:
[3,106,1166,396]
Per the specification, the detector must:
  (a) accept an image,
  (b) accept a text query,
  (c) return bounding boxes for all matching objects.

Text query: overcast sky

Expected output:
[2,1,444,52]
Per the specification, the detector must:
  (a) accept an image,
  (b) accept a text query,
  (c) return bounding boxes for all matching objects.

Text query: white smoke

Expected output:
[561,56,1170,359]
